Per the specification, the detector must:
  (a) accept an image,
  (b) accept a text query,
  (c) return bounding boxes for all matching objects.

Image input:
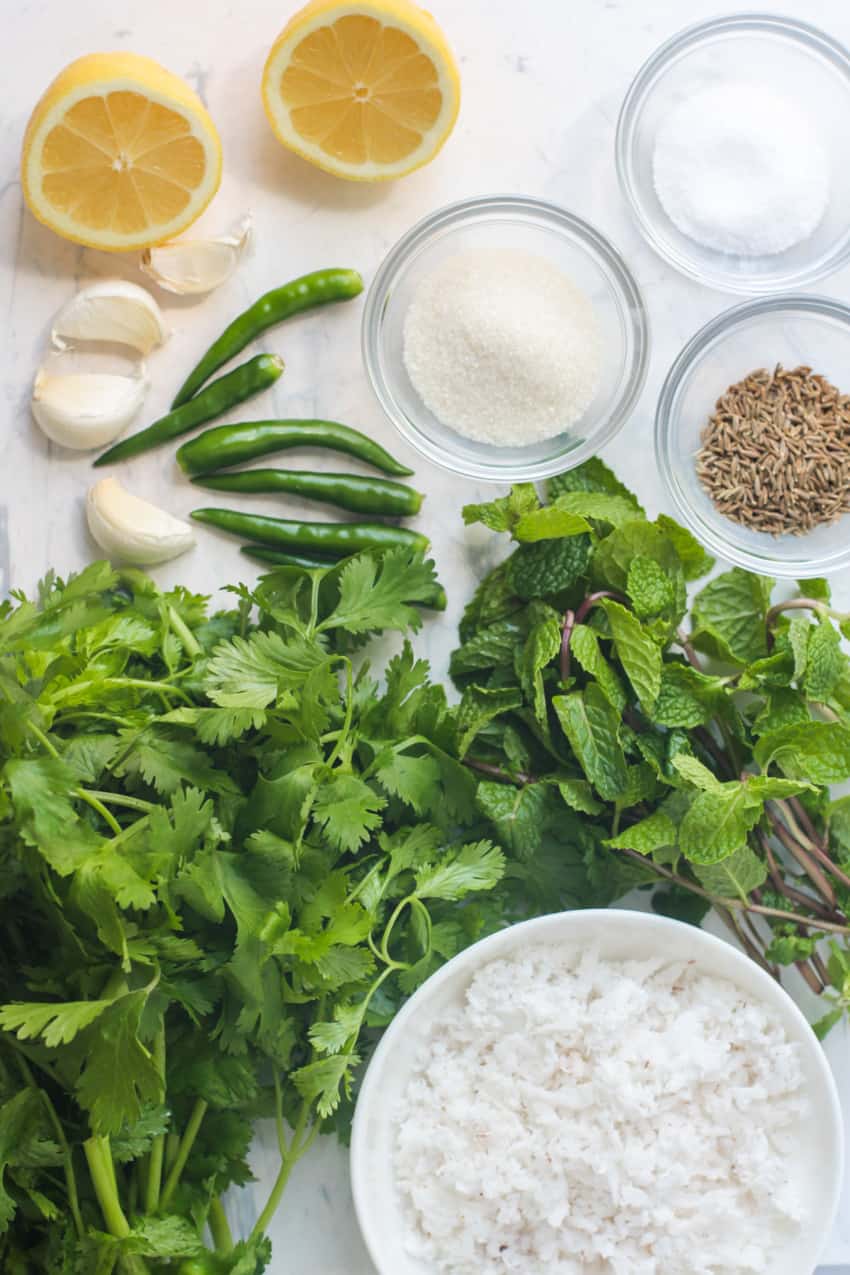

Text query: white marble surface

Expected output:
[3,0,850,1270]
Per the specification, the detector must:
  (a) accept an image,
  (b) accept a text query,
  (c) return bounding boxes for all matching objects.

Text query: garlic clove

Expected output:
[140,214,253,295]
[32,363,150,451]
[86,478,195,566]
[51,280,168,355]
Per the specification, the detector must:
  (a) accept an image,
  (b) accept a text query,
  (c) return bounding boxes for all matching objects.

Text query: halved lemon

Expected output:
[21,52,222,252]
[262,0,461,181]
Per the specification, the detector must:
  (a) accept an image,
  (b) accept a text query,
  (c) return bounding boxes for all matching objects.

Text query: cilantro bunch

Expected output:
[455,460,850,1035]
[0,553,503,1274]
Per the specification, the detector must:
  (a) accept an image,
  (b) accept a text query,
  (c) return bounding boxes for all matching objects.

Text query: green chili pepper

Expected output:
[176,418,413,478]
[171,268,363,407]
[191,507,428,556]
[192,469,423,517]
[239,546,447,611]
[240,546,338,569]
[95,354,284,467]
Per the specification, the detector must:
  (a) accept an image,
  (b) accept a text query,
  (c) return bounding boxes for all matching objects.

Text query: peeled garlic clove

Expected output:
[32,364,149,450]
[87,478,195,566]
[140,214,252,295]
[51,281,168,355]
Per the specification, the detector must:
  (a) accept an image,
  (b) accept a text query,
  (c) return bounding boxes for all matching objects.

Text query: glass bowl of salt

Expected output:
[616,13,850,295]
[361,195,649,483]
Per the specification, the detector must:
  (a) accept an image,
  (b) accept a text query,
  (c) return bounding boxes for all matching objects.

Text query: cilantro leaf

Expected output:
[312,776,386,853]
[319,548,438,635]
[414,840,505,900]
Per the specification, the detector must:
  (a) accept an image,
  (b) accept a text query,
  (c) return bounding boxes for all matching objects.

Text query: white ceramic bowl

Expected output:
[350,909,844,1275]
[616,13,850,294]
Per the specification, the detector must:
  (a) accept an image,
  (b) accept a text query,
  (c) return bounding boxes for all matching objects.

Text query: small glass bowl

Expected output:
[361,195,649,484]
[616,14,850,295]
[656,294,850,579]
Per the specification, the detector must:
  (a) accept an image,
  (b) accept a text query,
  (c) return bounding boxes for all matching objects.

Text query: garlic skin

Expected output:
[32,364,150,450]
[87,478,195,566]
[140,214,252,295]
[51,281,168,355]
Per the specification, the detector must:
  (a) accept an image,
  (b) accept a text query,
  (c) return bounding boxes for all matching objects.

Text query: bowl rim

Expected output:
[361,194,650,484]
[615,11,850,296]
[655,291,850,577]
[350,907,845,1275]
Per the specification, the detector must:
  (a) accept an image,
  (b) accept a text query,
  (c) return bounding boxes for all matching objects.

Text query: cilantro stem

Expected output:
[84,1135,131,1238]
[326,658,353,769]
[209,1196,234,1255]
[273,1068,288,1159]
[76,788,122,835]
[167,604,202,659]
[250,1095,312,1243]
[26,720,60,758]
[159,1097,208,1211]
[144,1027,166,1214]
[13,1051,85,1240]
[85,791,156,815]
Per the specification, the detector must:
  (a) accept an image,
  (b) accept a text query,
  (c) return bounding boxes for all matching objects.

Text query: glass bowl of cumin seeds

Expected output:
[656,294,850,578]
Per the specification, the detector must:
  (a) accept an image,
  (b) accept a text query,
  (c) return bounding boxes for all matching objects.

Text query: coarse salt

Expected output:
[652,81,830,257]
[402,248,600,446]
[396,947,809,1275]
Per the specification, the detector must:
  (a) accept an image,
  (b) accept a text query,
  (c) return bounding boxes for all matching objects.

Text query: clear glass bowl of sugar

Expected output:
[616,14,850,295]
[361,195,649,484]
[656,293,850,579]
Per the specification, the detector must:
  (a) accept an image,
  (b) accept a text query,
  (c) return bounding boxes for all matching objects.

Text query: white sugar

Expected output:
[402,248,600,446]
[396,947,808,1275]
[652,81,830,257]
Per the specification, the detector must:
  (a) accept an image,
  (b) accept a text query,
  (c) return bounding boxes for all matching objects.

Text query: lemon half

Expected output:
[22,52,222,252]
[262,0,461,181]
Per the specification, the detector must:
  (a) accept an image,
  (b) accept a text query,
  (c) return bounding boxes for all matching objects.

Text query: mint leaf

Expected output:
[456,684,523,758]
[654,515,715,581]
[804,617,843,702]
[476,781,552,856]
[600,600,662,712]
[514,505,591,542]
[569,625,627,711]
[679,785,763,864]
[751,688,810,735]
[548,458,643,510]
[458,560,521,642]
[462,484,540,533]
[547,491,639,528]
[508,534,592,601]
[450,617,525,677]
[518,616,561,724]
[786,614,810,682]
[694,845,767,900]
[627,557,675,619]
[672,753,723,790]
[691,569,773,665]
[801,577,831,603]
[556,777,603,815]
[754,722,850,785]
[553,685,629,801]
[606,810,677,855]
[655,663,729,729]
